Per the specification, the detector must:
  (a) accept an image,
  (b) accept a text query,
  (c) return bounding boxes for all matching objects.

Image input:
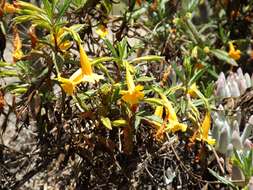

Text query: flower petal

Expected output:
[79,44,93,75]
[168,119,187,133]
[201,111,211,140]
[154,106,163,118]
[57,76,75,96]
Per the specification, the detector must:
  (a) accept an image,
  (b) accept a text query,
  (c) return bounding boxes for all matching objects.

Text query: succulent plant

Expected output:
[211,105,253,156]
[212,68,253,157]
[215,68,253,99]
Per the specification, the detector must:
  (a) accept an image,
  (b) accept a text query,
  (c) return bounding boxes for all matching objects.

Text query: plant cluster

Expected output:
[0,0,253,189]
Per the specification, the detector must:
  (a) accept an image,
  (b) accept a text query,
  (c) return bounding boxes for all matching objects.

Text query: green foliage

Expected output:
[1,0,253,189]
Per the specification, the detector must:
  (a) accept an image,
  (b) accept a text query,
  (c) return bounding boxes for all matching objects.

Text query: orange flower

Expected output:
[196,112,216,145]
[150,93,187,139]
[121,66,144,106]
[151,104,187,140]
[228,42,241,61]
[79,44,104,83]
[56,44,103,95]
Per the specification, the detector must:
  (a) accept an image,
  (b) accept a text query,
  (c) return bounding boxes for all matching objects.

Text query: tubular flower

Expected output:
[79,44,104,83]
[13,26,23,62]
[95,25,108,39]
[57,77,76,96]
[56,69,84,96]
[56,44,103,95]
[151,104,186,140]
[121,68,144,106]
[228,42,241,61]
[196,112,216,145]
[51,28,72,52]
[152,106,166,140]
[160,93,187,133]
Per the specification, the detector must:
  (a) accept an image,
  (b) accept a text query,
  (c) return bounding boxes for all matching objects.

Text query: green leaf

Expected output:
[18,1,46,14]
[189,67,207,85]
[42,0,53,20]
[129,55,163,64]
[101,0,112,14]
[0,61,12,67]
[0,70,17,77]
[69,24,85,33]
[112,119,127,127]
[210,49,238,66]
[4,83,29,94]
[101,116,112,130]
[131,6,148,19]
[55,0,72,24]
[96,63,114,83]
[134,116,142,129]
[143,98,164,106]
[136,76,156,82]
[91,57,115,66]
[65,27,81,43]
[144,115,164,125]
[172,63,185,82]
[208,168,237,189]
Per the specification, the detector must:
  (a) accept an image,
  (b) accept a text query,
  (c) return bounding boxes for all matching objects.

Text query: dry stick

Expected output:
[211,146,225,175]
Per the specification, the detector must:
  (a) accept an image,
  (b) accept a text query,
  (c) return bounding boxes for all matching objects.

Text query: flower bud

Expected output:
[203,47,210,54]
[237,68,244,79]
[218,126,229,154]
[228,80,240,97]
[238,78,247,95]
[231,130,242,149]
[244,73,252,88]
[212,118,222,143]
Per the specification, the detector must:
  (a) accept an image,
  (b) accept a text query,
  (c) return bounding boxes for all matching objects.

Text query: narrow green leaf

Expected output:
[55,0,72,24]
[208,168,237,189]
[91,57,115,66]
[101,116,112,130]
[112,119,127,127]
[42,0,53,20]
[143,98,164,106]
[104,39,118,58]
[129,55,163,64]
[210,49,238,66]
[0,70,17,77]
[189,67,207,85]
